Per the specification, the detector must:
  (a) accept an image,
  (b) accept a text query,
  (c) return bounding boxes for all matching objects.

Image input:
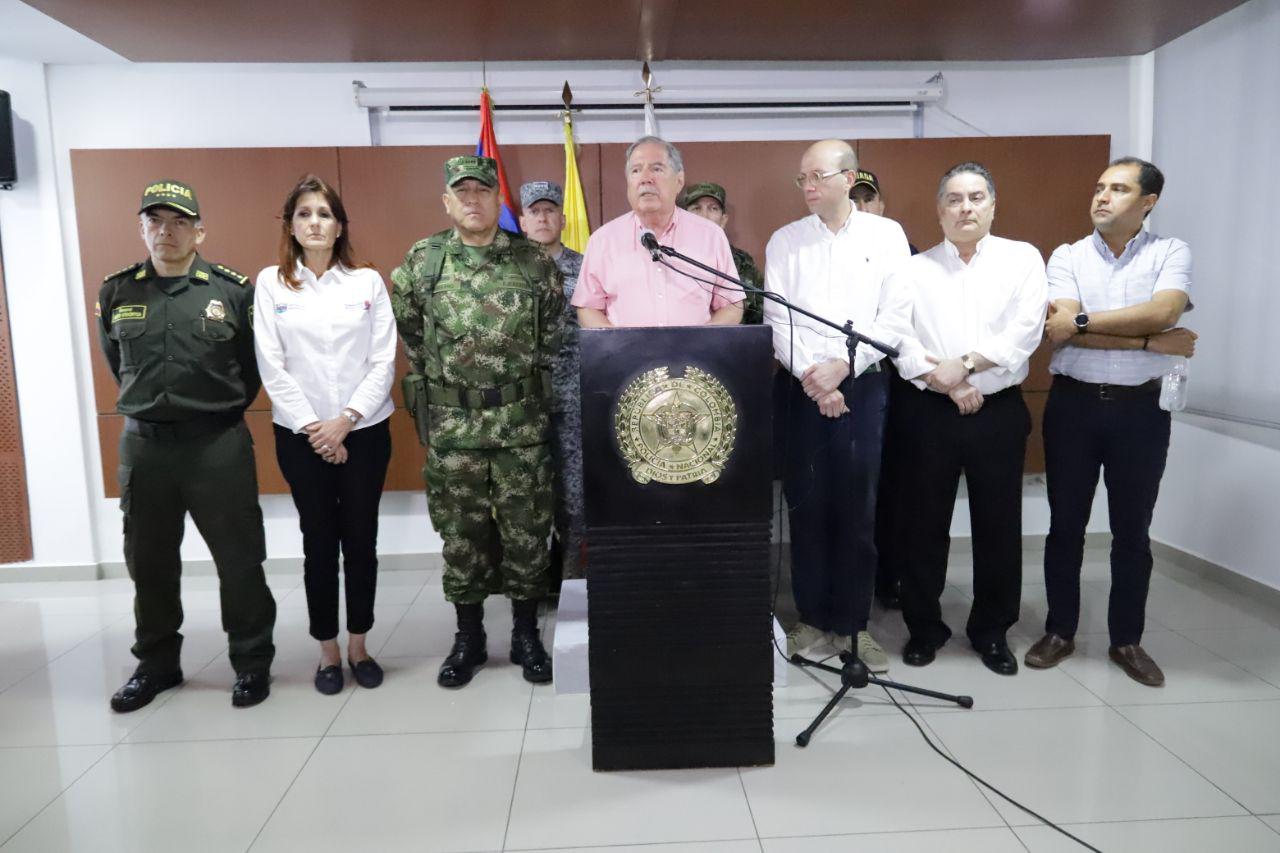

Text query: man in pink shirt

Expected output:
[573,136,744,328]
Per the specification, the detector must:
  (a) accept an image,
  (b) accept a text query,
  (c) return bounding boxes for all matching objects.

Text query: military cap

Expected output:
[519,181,563,209]
[444,155,497,188]
[852,170,880,194]
[680,182,726,209]
[138,179,200,217]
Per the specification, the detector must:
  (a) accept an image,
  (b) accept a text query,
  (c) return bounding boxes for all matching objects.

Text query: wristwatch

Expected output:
[342,410,360,425]
[1073,312,1090,334]
[961,354,977,375]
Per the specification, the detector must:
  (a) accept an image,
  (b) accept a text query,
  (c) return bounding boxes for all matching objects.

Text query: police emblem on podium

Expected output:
[579,326,775,772]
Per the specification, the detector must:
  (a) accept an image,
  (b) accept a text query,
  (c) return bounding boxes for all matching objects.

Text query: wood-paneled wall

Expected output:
[72,135,1108,496]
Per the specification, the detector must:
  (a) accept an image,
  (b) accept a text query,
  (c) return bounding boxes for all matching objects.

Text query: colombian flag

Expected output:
[476,88,520,234]
[561,115,590,253]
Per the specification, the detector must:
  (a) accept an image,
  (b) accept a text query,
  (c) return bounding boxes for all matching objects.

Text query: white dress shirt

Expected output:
[254,263,397,432]
[763,208,912,379]
[1048,229,1193,385]
[892,235,1048,395]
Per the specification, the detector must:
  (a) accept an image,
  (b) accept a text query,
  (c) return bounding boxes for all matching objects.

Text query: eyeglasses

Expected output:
[794,169,850,189]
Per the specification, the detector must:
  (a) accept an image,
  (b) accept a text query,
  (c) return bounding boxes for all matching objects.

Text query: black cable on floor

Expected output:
[875,683,1104,853]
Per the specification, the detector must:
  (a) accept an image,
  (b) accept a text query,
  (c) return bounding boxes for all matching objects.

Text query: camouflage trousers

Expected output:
[550,408,586,579]
[424,444,553,604]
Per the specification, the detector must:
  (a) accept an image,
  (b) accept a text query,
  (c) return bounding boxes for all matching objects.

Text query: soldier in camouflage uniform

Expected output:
[680,182,764,324]
[518,181,585,583]
[391,156,564,688]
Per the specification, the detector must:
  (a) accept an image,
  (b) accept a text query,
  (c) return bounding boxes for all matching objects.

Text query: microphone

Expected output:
[639,228,662,261]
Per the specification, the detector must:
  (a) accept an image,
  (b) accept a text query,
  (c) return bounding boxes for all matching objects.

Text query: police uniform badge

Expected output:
[615,365,737,485]
[204,299,226,322]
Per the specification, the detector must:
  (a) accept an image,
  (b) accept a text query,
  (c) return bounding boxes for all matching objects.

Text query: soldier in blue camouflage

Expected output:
[391,156,565,688]
[680,182,764,325]
[518,181,585,583]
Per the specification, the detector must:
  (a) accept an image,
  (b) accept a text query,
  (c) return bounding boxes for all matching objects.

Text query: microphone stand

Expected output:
[648,236,975,747]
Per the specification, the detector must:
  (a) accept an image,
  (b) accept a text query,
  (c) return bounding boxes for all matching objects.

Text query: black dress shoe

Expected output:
[110,669,183,713]
[349,657,384,689]
[314,664,344,695]
[232,672,271,707]
[975,640,1018,676]
[902,638,941,667]
[510,630,553,684]
[438,631,488,688]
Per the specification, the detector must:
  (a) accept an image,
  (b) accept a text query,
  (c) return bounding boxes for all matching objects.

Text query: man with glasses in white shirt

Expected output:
[891,162,1047,676]
[1029,157,1198,687]
[764,139,912,672]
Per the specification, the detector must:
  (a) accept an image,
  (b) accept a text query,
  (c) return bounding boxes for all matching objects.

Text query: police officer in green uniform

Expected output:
[391,156,564,689]
[98,180,276,711]
[679,182,764,324]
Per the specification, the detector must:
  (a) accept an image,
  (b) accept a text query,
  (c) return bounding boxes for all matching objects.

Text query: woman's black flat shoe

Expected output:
[349,657,384,689]
[315,664,344,695]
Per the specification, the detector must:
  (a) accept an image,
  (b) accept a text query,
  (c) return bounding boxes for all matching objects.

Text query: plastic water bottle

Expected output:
[1159,358,1188,412]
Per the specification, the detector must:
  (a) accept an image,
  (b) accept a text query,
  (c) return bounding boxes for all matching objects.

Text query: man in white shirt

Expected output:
[891,162,1047,676]
[1029,158,1198,687]
[764,139,912,672]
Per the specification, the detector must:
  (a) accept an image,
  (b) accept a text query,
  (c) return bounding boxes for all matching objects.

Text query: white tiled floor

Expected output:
[1,549,1279,852]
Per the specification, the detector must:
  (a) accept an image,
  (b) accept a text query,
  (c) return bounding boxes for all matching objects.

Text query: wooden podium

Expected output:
[580,325,775,771]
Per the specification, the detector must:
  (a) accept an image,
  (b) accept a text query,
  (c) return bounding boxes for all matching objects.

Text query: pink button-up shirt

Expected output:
[572,207,742,327]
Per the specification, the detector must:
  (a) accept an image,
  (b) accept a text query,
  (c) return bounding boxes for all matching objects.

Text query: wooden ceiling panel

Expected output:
[22,0,1248,62]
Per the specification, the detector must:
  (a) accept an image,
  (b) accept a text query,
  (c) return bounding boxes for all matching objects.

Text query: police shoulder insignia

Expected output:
[102,261,143,283]
[211,264,249,286]
[615,365,737,486]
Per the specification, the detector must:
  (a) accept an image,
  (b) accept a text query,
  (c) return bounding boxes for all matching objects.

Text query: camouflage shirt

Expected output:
[731,245,764,325]
[391,229,564,450]
[550,246,583,414]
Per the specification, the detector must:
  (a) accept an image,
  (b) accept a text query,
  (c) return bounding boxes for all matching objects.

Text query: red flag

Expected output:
[476,88,520,233]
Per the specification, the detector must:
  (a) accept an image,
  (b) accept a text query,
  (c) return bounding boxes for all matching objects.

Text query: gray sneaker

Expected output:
[857,631,890,673]
[785,622,826,658]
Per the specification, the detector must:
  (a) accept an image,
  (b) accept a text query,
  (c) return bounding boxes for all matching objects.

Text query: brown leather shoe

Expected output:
[1024,633,1075,669]
[1109,644,1165,687]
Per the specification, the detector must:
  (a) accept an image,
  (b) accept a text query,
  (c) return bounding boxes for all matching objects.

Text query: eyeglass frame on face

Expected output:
[794,168,851,189]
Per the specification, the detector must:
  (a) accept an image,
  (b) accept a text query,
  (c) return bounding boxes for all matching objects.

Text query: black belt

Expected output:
[1053,375,1160,400]
[910,383,1021,400]
[124,412,242,439]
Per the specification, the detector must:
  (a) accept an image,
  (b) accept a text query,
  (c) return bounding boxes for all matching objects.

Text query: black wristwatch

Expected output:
[1073,312,1090,334]
[961,354,977,375]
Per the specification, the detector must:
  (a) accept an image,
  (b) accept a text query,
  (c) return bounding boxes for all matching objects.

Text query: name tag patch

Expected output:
[111,305,147,322]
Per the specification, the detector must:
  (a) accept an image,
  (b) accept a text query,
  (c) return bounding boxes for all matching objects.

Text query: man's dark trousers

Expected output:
[897,384,1030,648]
[780,367,887,637]
[1042,375,1170,647]
[119,419,276,676]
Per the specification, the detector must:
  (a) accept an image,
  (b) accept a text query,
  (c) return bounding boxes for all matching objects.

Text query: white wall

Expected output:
[0,59,99,571]
[2,56,1141,574]
[1150,0,1280,592]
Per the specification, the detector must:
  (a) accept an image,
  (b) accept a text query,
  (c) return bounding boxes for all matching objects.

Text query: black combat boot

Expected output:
[510,599,553,684]
[438,602,487,688]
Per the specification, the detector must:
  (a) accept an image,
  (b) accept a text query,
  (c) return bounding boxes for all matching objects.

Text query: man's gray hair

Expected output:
[937,161,996,201]
[624,136,684,174]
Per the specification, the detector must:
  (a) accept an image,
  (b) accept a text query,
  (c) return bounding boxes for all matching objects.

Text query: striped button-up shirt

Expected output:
[1048,229,1192,385]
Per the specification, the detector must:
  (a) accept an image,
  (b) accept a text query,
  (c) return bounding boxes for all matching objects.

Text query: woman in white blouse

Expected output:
[255,174,397,695]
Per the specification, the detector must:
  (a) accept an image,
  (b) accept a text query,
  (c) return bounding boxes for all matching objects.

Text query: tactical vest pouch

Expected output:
[401,373,430,446]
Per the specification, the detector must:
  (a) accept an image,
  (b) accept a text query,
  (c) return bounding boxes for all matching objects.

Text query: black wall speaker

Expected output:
[0,91,15,189]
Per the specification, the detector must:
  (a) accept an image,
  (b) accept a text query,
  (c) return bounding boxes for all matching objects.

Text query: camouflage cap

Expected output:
[680,182,726,209]
[444,155,497,188]
[138,179,200,217]
[852,170,880,194]
[519,181,563,209]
